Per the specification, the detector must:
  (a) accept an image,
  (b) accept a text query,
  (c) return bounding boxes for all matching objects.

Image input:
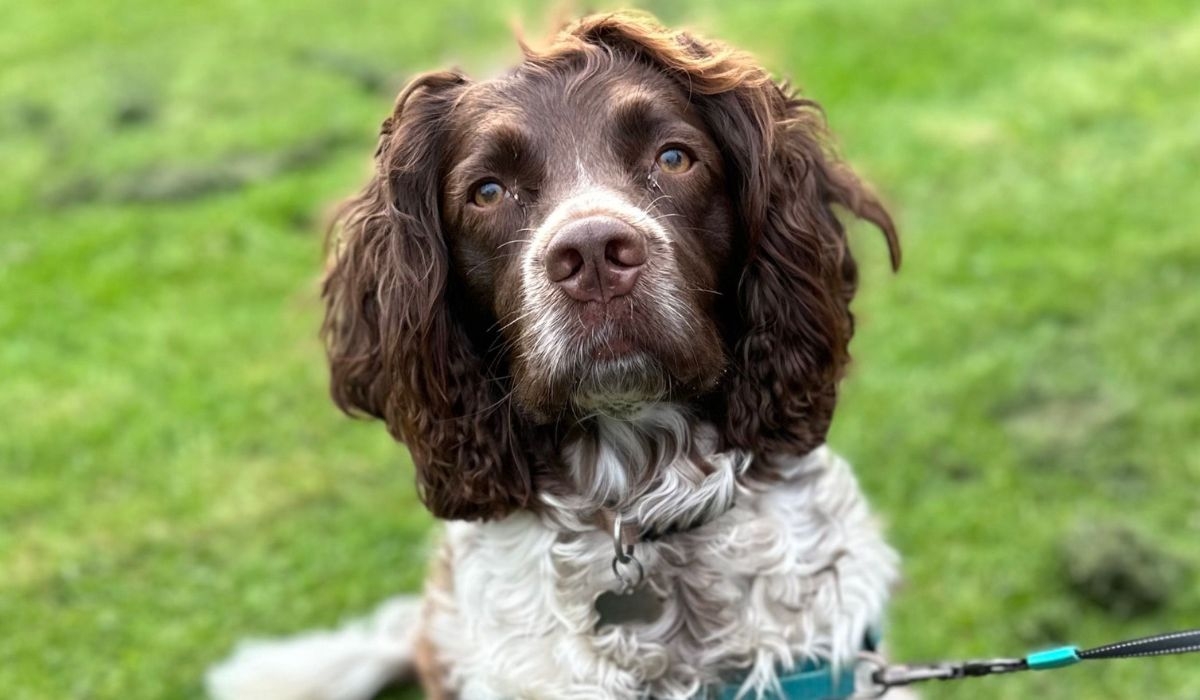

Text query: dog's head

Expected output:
[322,12,899,520]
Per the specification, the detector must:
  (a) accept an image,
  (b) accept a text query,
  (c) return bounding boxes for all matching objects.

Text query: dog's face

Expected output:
[321,14,899,519]
[441,58,732,419]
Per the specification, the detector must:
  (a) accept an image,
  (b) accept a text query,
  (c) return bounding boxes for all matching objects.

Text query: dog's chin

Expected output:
[571,353,670,418]
[516,350,710,422]
[511,309,728,422]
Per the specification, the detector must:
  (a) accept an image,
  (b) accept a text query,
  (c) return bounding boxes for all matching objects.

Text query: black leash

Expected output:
[862,629,1200,695]
[1079,629,1200,659]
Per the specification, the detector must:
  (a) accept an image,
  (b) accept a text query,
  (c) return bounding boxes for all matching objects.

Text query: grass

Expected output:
[2,1,1198,698]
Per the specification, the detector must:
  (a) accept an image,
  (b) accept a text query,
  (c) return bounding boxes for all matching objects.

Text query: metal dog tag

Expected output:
[594,586,664,628]
[596,512,663,627]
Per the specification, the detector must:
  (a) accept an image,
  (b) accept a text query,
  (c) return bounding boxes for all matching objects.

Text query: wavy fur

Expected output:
[212,11,904,700]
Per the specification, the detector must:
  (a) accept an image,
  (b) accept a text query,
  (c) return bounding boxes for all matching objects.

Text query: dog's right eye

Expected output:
[655,147,693,174]
[472,181,507,207]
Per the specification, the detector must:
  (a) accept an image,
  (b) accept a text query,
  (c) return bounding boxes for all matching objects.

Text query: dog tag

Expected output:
[594,586,664,628]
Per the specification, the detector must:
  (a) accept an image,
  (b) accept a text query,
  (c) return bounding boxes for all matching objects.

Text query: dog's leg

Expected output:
[205,595,420,700]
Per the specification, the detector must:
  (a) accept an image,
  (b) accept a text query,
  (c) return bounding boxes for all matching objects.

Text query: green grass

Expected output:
[2,1,1198,698]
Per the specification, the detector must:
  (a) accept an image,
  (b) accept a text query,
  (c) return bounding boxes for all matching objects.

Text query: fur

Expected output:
[424,419,898,699]
[208,11,905,700]
[209,409,898,699]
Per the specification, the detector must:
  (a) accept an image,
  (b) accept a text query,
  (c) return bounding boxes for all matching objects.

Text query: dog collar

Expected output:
[713,659,858,700]
[709,631,880,700]
[594,491,738,544]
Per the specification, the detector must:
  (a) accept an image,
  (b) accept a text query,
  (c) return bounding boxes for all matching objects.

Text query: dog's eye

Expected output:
[472,181,507,207]
[656,148,692,174]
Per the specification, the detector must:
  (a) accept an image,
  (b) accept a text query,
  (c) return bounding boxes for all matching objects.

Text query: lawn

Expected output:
[2,0,1198,698]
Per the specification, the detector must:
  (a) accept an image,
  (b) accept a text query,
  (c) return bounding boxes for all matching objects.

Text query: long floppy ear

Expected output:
[566,13,900,463]
[719,89,900,463]
[322,71,538,520]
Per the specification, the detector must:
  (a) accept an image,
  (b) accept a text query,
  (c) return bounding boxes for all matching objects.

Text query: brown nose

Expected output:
[543,216,647,303]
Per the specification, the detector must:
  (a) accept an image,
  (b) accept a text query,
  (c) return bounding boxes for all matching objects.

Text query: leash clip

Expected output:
[610,514,644,592]
[859,656,1025,696]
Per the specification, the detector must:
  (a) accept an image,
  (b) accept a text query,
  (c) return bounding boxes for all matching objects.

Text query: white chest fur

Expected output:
[426,446,899,700]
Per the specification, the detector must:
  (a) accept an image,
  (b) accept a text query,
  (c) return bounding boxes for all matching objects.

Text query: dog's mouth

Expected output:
[568,300,656,358]
[511,312,722,421]
[590,334,636,361]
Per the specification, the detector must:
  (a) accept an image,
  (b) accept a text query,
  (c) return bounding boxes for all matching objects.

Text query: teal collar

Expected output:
[714,658,858,700]
[711,630,879,700]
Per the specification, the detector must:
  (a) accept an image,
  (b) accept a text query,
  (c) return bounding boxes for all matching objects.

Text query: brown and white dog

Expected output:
[208,12,903,700]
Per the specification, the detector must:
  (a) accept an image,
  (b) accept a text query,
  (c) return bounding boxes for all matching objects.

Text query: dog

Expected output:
[208,11,904,700]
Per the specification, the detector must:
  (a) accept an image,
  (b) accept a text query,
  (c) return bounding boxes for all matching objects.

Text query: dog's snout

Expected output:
[544,216,647,303]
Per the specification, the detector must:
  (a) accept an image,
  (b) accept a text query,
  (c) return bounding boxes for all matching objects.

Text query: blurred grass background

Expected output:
[2,0,1198,698]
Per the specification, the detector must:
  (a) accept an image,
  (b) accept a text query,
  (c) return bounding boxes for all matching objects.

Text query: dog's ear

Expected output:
[715,85,900,463]
[568,12,899,463]
[322,71,537,520]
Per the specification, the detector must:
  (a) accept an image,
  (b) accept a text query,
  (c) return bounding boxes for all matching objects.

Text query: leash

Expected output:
[857,628,1200,697]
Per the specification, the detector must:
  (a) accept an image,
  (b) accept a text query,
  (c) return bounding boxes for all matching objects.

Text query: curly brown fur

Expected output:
[320,10,898,517]
[210,12,904,700]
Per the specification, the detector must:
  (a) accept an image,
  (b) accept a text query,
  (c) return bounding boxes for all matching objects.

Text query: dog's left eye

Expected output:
[656,147,693,174]
[472,181,507,207]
